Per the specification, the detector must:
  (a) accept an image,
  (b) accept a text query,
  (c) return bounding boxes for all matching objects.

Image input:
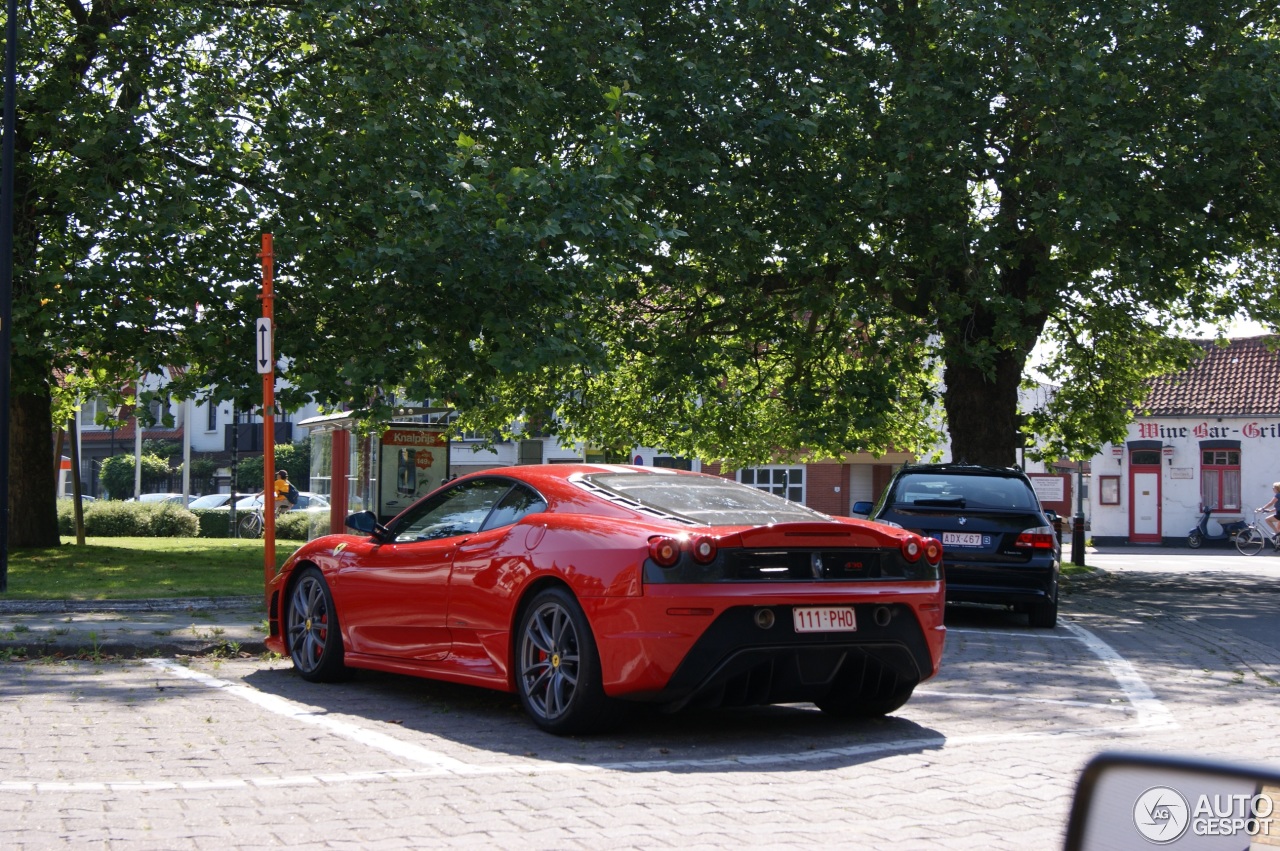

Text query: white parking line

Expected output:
[1059,620,1177,729]
[913,690,1136,712]
[941,621,1177,730]
[144,658,471,771]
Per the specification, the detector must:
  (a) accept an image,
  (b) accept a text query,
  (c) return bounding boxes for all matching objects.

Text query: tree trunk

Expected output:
[8,387,61,548]
[942,349,1026,468]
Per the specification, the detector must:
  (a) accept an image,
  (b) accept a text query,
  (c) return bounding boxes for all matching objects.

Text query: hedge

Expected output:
[57,500,312,541]
[57,500,199,538]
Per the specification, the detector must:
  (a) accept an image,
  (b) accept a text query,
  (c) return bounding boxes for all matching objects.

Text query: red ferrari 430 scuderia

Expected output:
[264,464,946,734]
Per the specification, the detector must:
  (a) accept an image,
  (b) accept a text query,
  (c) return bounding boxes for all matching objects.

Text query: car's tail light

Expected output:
[900,535,924,562]
[922,537,943,564]
[690,535,717,564]
[1015,526,1057,550]
[648,536,682,567]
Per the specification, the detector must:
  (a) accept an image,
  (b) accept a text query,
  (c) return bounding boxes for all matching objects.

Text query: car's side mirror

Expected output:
[1063,751,1280,850]
[345,510,389,541]
[851,501,874,517]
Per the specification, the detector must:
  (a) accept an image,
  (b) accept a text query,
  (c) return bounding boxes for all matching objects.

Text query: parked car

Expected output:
[265,464,947,734]
[131,493,184,505]
[854,464,1060,628]
[231,493,329,512]
[186,493,245,510]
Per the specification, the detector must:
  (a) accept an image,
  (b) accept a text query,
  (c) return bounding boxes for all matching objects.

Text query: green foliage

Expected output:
[98,454,173,500]
[15,0,1280,542]
[57,500,199,538]
[56,501,309,541]
[182,456,222,495]
[142,440,182,460]
[191,509,238,540]
[277,512,315,541]
[235,437,312,493]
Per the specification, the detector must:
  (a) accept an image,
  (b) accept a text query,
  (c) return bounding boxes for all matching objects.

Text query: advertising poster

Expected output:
[378,427,449,520]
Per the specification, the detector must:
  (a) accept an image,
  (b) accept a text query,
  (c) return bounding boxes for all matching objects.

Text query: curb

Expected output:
[0,596,263,615]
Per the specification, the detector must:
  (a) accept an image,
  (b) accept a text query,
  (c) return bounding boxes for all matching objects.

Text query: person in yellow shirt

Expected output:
[256,470,292,518]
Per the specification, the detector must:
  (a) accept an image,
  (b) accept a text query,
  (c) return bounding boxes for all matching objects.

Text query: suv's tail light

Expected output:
[1015,525,1057,550]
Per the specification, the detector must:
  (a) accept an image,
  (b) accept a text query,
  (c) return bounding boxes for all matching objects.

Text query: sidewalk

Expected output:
[0,596,268,658]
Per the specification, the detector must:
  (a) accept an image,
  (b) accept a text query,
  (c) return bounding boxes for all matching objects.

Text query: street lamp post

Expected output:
[1071,459,1086,567]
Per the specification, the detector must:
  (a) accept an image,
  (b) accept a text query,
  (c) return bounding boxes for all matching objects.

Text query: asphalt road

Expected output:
[1,549,1278,850]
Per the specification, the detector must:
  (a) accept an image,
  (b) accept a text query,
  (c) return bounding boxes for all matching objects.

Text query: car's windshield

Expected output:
[888,472,1037,510]
[583,473,826,526]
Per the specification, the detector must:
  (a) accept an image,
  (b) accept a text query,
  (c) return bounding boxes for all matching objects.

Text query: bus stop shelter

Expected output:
[299,409,450,535]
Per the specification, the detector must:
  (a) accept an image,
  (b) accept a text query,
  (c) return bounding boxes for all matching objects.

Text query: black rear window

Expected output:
[582,472,826,526]
[888,472,1037,510]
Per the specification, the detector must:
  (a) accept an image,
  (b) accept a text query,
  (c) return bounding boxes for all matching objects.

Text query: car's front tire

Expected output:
[286,567,350,682]
[515,587,612,734]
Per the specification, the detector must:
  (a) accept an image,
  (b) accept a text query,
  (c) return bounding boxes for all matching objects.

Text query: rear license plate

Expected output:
[942,532,985,547]
[793,606,857,633]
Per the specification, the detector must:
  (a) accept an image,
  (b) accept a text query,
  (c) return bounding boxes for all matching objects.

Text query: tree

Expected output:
[7,1,654,546]
[574,0,1280,467]
[98,454,170,500]
[236,436,311,496]
[7,2,286,545]
[241,1,1280,469]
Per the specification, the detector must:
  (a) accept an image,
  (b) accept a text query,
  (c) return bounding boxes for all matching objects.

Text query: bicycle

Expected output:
[236,502,266,539]
[1233,508,1280,555]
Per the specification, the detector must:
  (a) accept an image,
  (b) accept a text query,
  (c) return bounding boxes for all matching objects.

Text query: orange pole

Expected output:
[260,234,276,584]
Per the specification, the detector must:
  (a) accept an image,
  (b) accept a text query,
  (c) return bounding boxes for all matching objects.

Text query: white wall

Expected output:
[1089,414,1280,542]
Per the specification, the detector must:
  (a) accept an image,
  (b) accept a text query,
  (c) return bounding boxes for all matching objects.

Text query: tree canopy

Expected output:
[6,0,1280,548]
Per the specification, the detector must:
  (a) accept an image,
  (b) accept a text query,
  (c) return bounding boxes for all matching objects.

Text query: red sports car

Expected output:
[265,464,946,734]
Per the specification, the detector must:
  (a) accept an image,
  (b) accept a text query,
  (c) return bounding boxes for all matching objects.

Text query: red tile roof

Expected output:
[1142,335,1280,416]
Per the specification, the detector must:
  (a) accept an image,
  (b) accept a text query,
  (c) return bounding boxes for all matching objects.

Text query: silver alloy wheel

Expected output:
[287,572,332,674]
[519,599,581,722]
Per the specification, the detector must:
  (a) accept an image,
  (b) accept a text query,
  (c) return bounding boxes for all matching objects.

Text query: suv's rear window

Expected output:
[888,472,1037,510]
[583,473,825,526]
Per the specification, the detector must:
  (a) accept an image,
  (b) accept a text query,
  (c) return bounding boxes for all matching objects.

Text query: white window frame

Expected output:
[738,466,805,504]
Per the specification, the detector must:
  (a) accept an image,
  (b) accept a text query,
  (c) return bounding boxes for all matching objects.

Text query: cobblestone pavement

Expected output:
[2,565,1278,850]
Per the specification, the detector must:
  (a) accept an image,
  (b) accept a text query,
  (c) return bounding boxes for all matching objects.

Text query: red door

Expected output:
[1128,451,1162,543]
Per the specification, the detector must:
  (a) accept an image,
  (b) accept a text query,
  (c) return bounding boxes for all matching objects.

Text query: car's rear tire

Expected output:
[1027,594,1059,628]
[1236,526,1265,556]
[515,587,612,735]
[815,653,916,718]
[286,567,350,682]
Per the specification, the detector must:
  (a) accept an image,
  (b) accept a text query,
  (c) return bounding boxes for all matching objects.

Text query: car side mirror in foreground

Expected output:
[1064,751,1280,850]
[345,510,389,540]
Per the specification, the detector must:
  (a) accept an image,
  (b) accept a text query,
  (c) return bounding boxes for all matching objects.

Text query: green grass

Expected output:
[1,538,302,600]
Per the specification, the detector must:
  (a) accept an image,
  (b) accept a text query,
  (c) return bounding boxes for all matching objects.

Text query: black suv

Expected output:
[854,464,1060,628]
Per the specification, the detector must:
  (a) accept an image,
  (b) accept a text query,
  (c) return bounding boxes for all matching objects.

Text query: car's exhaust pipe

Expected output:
[873,606,893,627]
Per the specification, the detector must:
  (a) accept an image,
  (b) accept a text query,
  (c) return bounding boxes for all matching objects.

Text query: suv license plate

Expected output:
[943,532,984,547]
[793,606,857,633]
